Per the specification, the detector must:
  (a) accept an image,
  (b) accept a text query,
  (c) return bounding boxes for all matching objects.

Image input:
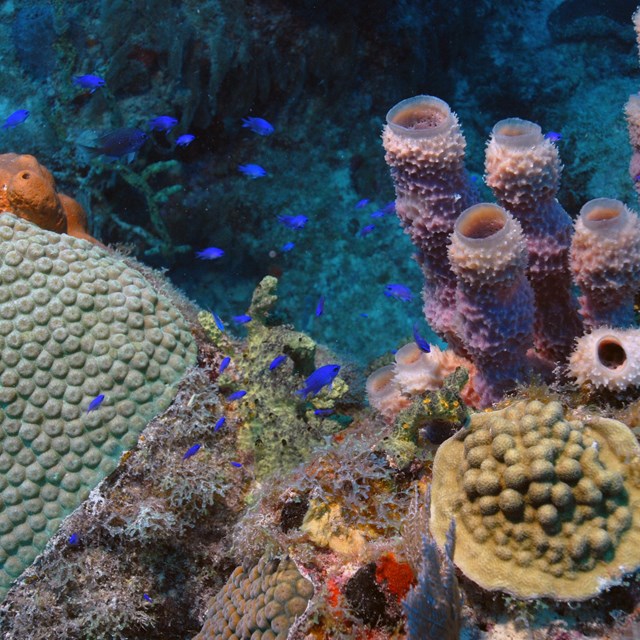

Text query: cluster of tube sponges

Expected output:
[430,399,640,599]
[194,555,313,639]
[376,94,640,406]
[0,213,196,597]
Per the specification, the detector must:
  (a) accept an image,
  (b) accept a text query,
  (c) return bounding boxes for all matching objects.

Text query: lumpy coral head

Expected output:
[431,399,640,600]
[0,153,100,245]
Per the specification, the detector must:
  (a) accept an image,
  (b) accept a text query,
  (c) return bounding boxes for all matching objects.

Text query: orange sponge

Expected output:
[0,153,101,245]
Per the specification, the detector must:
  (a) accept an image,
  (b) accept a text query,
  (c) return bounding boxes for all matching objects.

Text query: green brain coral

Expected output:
[0,213,196,598]
[431,398,640,600]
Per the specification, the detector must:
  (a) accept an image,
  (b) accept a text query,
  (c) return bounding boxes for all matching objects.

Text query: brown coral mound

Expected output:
[0,154,100,245]
[431,399,640,599]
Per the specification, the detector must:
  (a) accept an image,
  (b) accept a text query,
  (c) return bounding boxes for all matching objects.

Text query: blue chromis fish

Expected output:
[68,533,79,545]
[73,74,106,93]
[269,354,287,370]
[227,390,247,401]
[238,163,267,179]
[281,242,295,252]
[183,443,201,460]
[82,127,148,162]
[242,116,274,136]
[314,408,334,416]
[355,198,370,209]
[87,394,105,413]
[382,201,396,214]
[315,295,324,317]
[278,214,308,230]
[214,416,226,431]
[230,461,243,468]
[232,314,252,324]
[359,224,375,237]
[196,247,224,260]
[412,322,431,353]
[2,109,29,129]
[544,131,562,142]
[148,115,178,132]
[219,356,231,373]
[176,133,195,147]
[384,283,413,302]
[295,364,341,399]
[143,594,152,603]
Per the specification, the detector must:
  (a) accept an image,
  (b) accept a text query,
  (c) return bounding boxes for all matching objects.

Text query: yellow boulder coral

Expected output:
[431,399,640,599]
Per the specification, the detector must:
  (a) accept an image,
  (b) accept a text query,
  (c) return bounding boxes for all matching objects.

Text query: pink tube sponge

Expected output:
[568,327,640,393]
[382,95,477,351]
[569,198,640,329]
[485,118,581,363]
[449,203,534,406]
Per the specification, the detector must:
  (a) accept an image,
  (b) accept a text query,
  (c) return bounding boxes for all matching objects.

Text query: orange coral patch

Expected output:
[374,552,415,601]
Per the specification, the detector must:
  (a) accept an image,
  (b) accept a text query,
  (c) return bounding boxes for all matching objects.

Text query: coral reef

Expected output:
[431,399,640,599]
[0,213,195,598]
[0,154,100,245]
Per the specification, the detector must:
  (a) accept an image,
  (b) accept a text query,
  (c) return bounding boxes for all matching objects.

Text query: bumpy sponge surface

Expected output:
[431,399,640,599]
[195,555,313,639]
[0,213,196,597]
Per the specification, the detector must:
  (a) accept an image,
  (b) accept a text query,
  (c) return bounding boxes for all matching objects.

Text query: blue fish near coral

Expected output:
[384,283,413,302]
[359,224,375,237]
[269,354,287,370]
[355,198,370,209]
[544,131,562,142]
[214,416,226,431]
[227,390,247,401]
[73,74,106,93]
[232,314,252,324]
[238,164,267,179]
[281,242,295,252]
[82,128,148,162]
[196,247,224,260]
[278,214,308,230]
[68,533,79,546]
[413,322,431,353]
[2,110,29,129]
[219,356,231,373]
[87,394,105,413]
[175,134,195,147]
[296,364,341,399]
[148,116,178,132]
[183,444,201,460]
[242,116,274,136]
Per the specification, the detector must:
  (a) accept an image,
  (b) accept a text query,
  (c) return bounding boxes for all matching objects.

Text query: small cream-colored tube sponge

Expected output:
[366,364,410,421]
[568,327,640,392]
[382,96,477,347]
[0,213,196,599]
[485,118,581,363]
[570,198,640,328]
[449,204,534,406]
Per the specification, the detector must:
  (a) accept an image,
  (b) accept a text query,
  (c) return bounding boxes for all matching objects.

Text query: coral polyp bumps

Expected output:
[374,93,640,409]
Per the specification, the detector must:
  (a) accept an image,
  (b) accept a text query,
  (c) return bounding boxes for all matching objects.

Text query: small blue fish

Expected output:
[359,224,375,237]
[68,533,79,545]
[219,356,231,373]
[214,416,226,431]
[370,210,385,218]
[148,116,178,132]
[413,322,431,353]
[143,594,152,603]
[183,444,201,460]
[242,116,274,136]
[2,110,29,129]
[87,394,105,413]
[355,198,370,209]
[238,164,267,179]
[315,295,324,317]
[382,202,396,214]
[227,390,247,401]
[82,127,148,162]
[281,242,295,252]
[212,311,225,332]
[176,134,195,147]
[359,312,369,318]
[314,408,334,416]
[196,247,225,260]
[296,364,341,399]
[278,214,307,230]
[269,354,287,370]
[230,461,243,468]
[73,74,105,93]
[635,174,640,183]
[232,314,252,324]
[544,131,562,142]
[384,283,413,302]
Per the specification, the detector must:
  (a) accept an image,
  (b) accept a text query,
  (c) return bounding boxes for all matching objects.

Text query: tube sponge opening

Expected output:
[455,203,508,242]
[491,117,543,149]
[385,95,454,138]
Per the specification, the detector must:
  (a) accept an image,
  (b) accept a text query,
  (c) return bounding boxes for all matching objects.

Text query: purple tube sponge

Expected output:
[382,95,478,353]
[448,203,534,406]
